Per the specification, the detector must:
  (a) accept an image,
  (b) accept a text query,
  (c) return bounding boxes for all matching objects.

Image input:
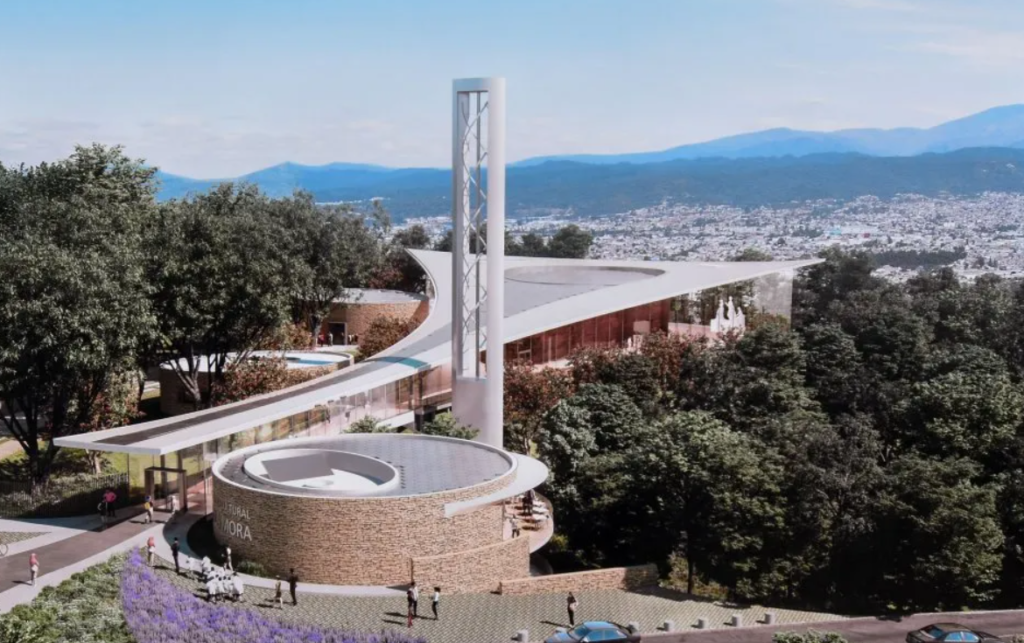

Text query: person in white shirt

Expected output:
[431,587,441,620]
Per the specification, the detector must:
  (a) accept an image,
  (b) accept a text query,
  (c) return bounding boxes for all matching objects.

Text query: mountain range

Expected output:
[155,105,1024,218]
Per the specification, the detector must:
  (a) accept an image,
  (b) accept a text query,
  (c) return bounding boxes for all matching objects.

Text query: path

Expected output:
[645,611,1024,643]
[0,508,161,614]
[152,562,840,643]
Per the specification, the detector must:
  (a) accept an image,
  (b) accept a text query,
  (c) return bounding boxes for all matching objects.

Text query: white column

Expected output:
[450,77,506,449]
[484,78,506,450]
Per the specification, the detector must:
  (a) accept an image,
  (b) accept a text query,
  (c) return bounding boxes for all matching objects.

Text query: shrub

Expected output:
[121,550,425,643]
[773,631,849,643]
[348,416,395,433]
[0,553,132,643]
[234,559,268,578]
[357,316,414,361]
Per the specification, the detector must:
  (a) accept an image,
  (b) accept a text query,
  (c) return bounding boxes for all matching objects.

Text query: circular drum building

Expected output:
[211,433,549,592]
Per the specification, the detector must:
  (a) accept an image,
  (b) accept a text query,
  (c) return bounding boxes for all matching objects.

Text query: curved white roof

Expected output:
[55,251,820,455]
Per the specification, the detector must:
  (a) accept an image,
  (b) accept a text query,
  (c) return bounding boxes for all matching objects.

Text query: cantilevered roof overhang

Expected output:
[54,251,821,456]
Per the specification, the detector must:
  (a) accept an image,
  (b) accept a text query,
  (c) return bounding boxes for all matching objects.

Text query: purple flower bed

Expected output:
[121,551,426,643]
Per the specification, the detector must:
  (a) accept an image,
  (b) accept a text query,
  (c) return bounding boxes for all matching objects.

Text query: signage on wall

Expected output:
[220,503,253,541]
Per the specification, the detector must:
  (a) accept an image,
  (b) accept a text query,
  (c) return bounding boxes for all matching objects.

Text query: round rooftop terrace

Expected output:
[505,265,663,287]
[213,433,516,499]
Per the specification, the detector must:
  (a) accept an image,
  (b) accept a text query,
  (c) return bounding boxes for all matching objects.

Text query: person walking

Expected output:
[103,489,117,518]
[224,546,233,572]
[169,493,180,523]
[143,498,154,524]
[171,537,181,574]
[431,586,440,620]
[28,552,38,586]
[408,581,419,618]
[147,535,156,567]
[567,592,578,627]
[288,569,299,606]
[274,576,284,609]
[510,514,521,538]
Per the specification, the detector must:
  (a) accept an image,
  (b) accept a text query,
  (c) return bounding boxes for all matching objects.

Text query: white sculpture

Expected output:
[710,297,747,335]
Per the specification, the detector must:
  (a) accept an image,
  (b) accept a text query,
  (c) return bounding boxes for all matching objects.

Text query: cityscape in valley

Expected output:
[406,191,1024,278]
[5,2,1024,643]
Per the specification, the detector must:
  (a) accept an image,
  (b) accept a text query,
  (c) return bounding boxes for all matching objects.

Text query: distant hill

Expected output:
[156,161,396,200]
[156,148,1024,220]
[514,105,1024,166]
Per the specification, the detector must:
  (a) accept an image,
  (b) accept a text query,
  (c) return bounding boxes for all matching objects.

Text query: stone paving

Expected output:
[0,531,46,545]
[152,564,844,643]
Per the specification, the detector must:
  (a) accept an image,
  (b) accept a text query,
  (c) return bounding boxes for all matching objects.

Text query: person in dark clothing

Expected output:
[407,581,419,618]
[567,592,578,626]
[288,569,299,606]
[171,537,181,574]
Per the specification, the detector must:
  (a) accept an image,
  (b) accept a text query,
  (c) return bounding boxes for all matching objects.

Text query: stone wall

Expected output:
[325,298,429,339]
[498,564,660,596]
[213,470,515,587]
[411,534,531,594]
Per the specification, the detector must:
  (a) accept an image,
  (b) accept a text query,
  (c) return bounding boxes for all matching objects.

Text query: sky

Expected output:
[1,0,1022,178]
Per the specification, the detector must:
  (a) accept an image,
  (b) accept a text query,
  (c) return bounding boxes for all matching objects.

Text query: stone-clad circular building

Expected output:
[212,433,549,592]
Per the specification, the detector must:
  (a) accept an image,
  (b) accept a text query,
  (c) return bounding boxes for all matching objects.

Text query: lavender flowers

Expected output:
[121,551,425,643]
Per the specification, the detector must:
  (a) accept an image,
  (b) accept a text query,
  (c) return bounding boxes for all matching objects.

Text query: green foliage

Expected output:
[348,416,395,433]
[420,412,478,440]
[235,559,270,577]
[533,248,1024,614]
[773,631,849,643]
[0,145,156,486]
[0,554,132,643]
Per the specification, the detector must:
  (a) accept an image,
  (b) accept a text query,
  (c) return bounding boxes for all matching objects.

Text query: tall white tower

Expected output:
[450,77,506,449]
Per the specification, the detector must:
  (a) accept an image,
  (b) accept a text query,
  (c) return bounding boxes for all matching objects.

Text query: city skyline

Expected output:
[1,0,1022,177]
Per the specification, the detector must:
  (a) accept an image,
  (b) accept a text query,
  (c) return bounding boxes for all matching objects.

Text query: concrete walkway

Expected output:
[0,508,162,614]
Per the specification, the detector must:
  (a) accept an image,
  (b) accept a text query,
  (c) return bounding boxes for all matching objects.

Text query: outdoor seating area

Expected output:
[505,489,551,534]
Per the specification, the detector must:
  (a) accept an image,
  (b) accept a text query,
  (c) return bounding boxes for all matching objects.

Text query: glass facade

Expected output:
[503,299,672,365]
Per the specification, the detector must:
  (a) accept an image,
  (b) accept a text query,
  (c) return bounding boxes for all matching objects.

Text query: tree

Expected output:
[0,144,156,486]
[372,223,430,293]
[420,412,478,440]
[357,315,415,360]
[895,345,1023,460]
[632,411,786,597]
[731,248,774,262]
[503,360,575,453]
[283,198,381,345]
[146,184,295,411]
[546,225,594,259]
[872,455,1003,611]
[516,232,548,257]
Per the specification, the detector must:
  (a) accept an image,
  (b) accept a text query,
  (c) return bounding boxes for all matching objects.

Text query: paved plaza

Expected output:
[152,564,842,643]
[0,531,46,545]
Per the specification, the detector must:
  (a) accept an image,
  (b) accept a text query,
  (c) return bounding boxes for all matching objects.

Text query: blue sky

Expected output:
[1,0,1022,177]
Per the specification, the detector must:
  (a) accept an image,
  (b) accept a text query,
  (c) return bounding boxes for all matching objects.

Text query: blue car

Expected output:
[544,621,640,643]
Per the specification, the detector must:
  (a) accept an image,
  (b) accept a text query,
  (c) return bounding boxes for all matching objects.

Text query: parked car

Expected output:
[545,622,641,643]
[907,623,1004,643]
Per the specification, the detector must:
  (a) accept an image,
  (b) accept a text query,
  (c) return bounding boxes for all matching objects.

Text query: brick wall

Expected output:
[213,469,516,587]
[411,533,531,594]
[325,299,429,339]
[498,564,660,596]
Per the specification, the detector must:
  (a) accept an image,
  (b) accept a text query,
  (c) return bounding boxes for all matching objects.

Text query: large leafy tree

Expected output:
[0,145,156,485]
[503,360,575,453]
[281,197,381,345]
[145,184,294,410]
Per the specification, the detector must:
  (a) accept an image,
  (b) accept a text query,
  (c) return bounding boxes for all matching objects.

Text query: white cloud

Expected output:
[833,0,924,12]
[906,28,1024,66]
